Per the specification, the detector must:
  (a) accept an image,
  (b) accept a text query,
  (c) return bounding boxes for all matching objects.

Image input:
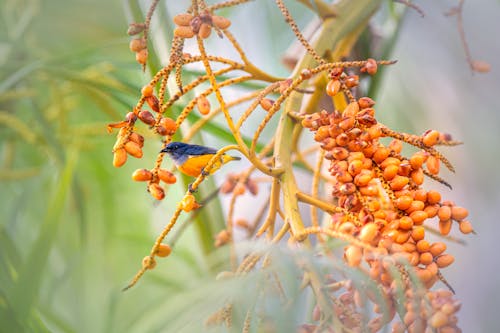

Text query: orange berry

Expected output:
[426,156,440,175]
[146,95,160,113]
[135,48,148,65]
[361,58,378,75]
[390,175,409,191]
[173,13,194,26]
[314,126,330,142]
[214,229,230,247]
[411,226,425,241]
[338,116,355,131]
[416,268,433,283]
[245,178,259,196]
[399,216,414,230]
[198,23,212,39]
[359,223,378,243]
[359,185,378,196]
[429,311,448,328]
[148,183,165,200]
[348,159,363,176]
[233,182,246,195]
[410,210,428,225]
[129,132,144,147]
[419,252,433,265]
[344,75,359,88]
[132,168,153,181]
[410,168,424,185]
[113,148,127,167]
[345,245,362,266]
[416,240,430,253]
[395,231,410,244]
[451,206,468,221]
[124,141,143,158]
[471,60,491,73]
[427,190,441,205]
[407,200,425,214]
[358,97,375,109]
[459,220,474,234]
[354,172,372,186]
[259,98,274,111]
[439,219,452,236]
[142,256,156,270]
[174,25,195,38]
[380,157,400,169]
[156,244,172,257]
[438,206,452,221]
[332,147,349,160]
[422,130,440,147]
[436,254,454,268]
[235,219,250,229]
[159,117,177,135]
[388,139,402,153]
[383,164,399,181]
[424,204,439,218]
[129,38,146,52]
[395,195,413,210]
[212,15,231,29]
[138,110,155,125]
[430,242,447,257]
[409,151,427,169]
[338,221,355,234]
[157,169,177,184]
[141,85,154,97]
[343,102,359,117]
[326,79,341,97]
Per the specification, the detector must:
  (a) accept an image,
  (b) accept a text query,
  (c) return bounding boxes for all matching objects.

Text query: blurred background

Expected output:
[1,0,499,332]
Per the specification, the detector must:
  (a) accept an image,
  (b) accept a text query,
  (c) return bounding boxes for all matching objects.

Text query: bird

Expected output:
[161,142,241,177]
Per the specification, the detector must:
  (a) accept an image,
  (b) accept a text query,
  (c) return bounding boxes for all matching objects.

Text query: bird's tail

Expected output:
[229,156,241,161]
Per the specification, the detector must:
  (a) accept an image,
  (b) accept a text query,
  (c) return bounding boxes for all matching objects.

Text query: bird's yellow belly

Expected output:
[178,154,225,177]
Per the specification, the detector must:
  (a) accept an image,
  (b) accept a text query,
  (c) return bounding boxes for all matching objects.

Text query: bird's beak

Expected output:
[160,147,169,153]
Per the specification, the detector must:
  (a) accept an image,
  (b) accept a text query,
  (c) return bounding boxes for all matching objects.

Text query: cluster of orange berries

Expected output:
[127,23,148,65]
[300,68,472,332]
[173,11,231,39]
[110,84,180,200]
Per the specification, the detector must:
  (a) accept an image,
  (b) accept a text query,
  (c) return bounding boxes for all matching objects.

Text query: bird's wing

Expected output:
[184,144,218,156]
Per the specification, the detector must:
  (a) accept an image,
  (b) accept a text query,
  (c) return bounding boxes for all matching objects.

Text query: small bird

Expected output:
[161,142,241,177]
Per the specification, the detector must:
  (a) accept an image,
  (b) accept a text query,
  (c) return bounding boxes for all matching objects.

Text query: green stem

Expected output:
[275,0,382,240]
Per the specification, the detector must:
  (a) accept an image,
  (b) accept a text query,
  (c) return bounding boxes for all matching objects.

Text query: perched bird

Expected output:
[161,142,241,177]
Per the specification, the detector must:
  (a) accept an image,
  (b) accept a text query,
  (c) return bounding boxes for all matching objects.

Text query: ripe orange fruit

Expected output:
[173,13,193,26]
[132,168,153,181]
[113,148,127,167]
[124,141,143,158]
[157,169,177,184]
[212,16,231,29]
[197,95,211,115]
[148,183,165,200]
[156,244,172,257]
[326,79,341,97]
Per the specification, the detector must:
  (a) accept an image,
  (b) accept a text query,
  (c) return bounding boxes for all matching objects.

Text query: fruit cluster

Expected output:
[300,67,473,332]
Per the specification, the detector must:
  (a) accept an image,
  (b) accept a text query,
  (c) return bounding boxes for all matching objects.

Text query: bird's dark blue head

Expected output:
[161,142,217,165]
